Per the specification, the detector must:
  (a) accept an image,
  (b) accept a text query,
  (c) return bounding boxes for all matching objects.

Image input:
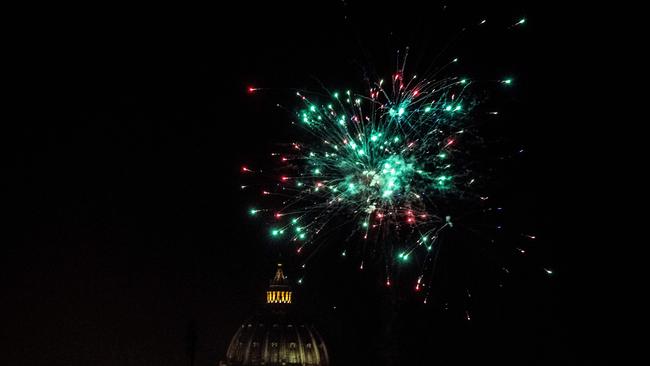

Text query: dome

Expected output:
[225,321,329,365]
[222,264,329,366]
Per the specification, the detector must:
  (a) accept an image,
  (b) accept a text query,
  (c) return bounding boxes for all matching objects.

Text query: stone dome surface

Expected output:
[225,320,329,365]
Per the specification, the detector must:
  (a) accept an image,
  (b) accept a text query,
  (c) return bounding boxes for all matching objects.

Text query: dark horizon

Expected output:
[7,1,603,365]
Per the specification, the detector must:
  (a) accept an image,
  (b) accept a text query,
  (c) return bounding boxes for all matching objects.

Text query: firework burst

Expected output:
[238,16,559,311]
[242,47,522,287]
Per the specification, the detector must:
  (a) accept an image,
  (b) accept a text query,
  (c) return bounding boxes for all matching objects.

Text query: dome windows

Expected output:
[266,290,292,304]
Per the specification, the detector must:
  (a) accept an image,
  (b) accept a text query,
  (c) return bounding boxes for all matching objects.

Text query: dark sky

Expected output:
[7,1,605,365]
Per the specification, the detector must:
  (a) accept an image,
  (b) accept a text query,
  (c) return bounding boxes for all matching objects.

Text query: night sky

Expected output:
[7,1,606,365]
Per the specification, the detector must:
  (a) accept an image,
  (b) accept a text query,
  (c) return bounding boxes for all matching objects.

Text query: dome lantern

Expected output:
[266,263,292,305]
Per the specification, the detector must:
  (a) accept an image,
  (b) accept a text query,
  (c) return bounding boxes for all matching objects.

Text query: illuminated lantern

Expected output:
[266,263,293,304]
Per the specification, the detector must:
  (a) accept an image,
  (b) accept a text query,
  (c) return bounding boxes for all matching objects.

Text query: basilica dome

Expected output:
[222,264,329,366]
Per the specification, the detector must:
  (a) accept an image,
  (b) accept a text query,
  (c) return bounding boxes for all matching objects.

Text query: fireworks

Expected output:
[241,17,549,301]
[243,50,516,278]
